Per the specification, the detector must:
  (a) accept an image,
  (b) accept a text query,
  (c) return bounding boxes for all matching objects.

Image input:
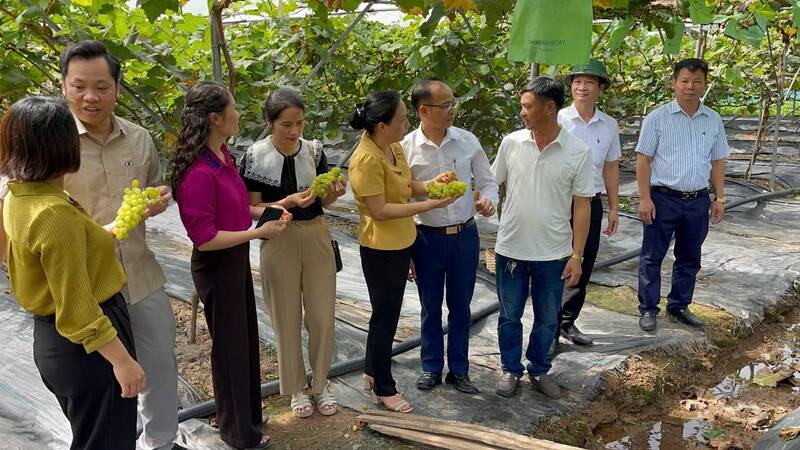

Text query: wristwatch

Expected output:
[570,254,584,263]
[714,196,726,204]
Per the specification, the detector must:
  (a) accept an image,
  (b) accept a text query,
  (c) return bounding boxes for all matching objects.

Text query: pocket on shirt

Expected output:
[700,131,718,159]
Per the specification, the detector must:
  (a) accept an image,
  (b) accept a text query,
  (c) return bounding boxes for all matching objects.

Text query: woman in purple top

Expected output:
[170,81,286,450]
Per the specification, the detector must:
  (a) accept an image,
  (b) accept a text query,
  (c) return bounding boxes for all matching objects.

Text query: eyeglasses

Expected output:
[422,101,457,112]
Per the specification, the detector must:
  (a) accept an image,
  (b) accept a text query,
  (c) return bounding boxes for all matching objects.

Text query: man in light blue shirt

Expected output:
[635,58,728,332]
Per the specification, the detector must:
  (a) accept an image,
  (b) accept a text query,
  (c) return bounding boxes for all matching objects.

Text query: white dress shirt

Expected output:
[558,104,622,193]
[492,128,595,261]
[402,126,499,227]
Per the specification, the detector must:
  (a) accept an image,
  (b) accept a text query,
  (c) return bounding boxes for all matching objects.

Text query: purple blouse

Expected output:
[176,146,252,247]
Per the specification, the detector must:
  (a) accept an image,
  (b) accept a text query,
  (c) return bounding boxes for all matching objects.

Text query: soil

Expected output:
[173,298,421,449]
[532,295,800,449]
[174,298,279,399]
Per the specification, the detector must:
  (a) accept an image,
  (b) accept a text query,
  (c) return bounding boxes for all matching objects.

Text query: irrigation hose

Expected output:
[174,187,797,423]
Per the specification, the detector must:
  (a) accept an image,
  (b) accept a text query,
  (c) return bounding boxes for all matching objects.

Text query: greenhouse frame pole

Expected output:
[210,15,223,82]
[771,43,788,189]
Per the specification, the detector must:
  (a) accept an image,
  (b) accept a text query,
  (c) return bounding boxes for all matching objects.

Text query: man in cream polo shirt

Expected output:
[492,77,594,399]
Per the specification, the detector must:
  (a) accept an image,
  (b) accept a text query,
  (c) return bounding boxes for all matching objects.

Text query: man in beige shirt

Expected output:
[59,40,182,450]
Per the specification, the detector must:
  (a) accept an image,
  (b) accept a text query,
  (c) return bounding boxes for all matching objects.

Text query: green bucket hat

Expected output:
[566,58,611,87]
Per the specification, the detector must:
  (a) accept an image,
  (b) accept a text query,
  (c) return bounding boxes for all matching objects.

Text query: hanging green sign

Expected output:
[508,0,593,65]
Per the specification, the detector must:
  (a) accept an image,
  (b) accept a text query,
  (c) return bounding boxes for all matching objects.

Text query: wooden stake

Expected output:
[368,424,502,450]
[189,291,199,344]
[358,411,582,450]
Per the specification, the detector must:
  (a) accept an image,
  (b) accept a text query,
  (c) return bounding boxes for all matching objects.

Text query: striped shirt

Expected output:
[4,181,126,353]
[636,100,729,192]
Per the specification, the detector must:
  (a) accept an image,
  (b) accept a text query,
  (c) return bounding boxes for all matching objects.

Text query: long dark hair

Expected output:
[349,90,401,135]
[170,81,231,196]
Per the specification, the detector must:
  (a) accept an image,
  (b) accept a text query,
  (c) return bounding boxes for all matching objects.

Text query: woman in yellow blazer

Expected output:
[0,97,145,450]
[348,90,454,413]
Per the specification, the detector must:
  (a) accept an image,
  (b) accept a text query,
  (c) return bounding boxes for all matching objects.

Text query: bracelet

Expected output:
[714,197,726,204]
[570,254,584,263]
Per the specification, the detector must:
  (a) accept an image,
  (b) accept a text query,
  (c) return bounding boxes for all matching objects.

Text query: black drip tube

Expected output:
[175,188,798,423]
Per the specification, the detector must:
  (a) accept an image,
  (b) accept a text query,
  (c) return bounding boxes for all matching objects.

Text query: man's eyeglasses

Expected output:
[422,101,457,112]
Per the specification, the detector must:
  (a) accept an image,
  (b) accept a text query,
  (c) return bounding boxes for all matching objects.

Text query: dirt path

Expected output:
[533,295,800,449]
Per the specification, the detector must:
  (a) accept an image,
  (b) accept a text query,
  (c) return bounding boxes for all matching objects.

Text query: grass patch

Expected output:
[585,284,740,345]
[535,417,592,448]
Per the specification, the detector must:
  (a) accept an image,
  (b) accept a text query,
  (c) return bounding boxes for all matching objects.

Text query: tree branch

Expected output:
[212,0,237,93]
[120,82,178,137]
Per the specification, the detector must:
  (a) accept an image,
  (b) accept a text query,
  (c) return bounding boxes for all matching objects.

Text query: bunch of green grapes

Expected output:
[112,179,161,240]
[311,167,345,197]
[426,180,468,199]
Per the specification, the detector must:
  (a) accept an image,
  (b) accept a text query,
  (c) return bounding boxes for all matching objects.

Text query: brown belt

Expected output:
[417,218,475,235]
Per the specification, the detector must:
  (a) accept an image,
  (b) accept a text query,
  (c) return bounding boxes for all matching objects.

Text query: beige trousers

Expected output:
[259,216,337,395]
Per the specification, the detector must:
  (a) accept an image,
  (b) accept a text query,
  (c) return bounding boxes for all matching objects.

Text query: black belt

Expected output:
[652,186,710,200]
[418,218,475,235]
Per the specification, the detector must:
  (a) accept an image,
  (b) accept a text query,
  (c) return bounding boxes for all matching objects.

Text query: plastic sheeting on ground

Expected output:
[754,407,800,450]
[0,173,798,447]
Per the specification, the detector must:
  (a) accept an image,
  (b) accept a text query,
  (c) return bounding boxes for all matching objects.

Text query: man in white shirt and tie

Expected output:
[556,59,621,347]
[402,78,498,394]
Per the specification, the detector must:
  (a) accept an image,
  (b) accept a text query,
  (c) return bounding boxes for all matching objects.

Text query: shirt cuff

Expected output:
[76,316,119,354]
[188,226,219,248]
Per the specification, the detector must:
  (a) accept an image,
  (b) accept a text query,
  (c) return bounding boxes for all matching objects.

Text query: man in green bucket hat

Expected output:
[556,58,621,347]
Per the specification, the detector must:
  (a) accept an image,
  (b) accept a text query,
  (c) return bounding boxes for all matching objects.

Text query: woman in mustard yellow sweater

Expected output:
[0,97,145,450]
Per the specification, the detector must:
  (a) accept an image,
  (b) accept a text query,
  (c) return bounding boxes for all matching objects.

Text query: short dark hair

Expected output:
[410,77,447,109]
[0,96,81,181]
[519,77,565,110]
[264,87,305,123]
[349,90,402,135]
[60,40,122,82]
[673,58,709,79]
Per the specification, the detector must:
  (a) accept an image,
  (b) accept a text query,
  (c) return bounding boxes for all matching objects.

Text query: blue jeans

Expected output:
[411,223,479,375]
[638,190,710,315]
[495,253,567,377]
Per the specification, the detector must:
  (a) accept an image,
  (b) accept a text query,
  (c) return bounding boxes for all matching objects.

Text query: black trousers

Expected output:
[33,293,137,450]
[360,245,412,397]
[191,243,263,449]
[559,195,604,330]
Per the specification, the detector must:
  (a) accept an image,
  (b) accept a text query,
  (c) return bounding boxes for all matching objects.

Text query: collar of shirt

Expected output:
[202,145,234,172]
[72,112,127,146]
[358,131,402,164]
[526,127,569,153]
[409,125,462,149]
[8,181,82,207]
[668,99,709,118]
[562,103,610,126]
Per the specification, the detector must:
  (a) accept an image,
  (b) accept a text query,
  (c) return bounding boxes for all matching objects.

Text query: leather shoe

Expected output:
[561,325,593,346]
[529,373,561,399]
[416,371,442,391]
[639,312,657,332]
[548,337,559,357]
[495,371,519,397]
[668,308,705,328]
[445,373,480,394]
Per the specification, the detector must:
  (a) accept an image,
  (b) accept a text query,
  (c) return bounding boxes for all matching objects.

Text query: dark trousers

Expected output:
[559,195,603,330]
[191,244,263,449]
[638,190,711,315]
[360,245,412,397]
[33,293,137,450]
[411,223,479,375]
